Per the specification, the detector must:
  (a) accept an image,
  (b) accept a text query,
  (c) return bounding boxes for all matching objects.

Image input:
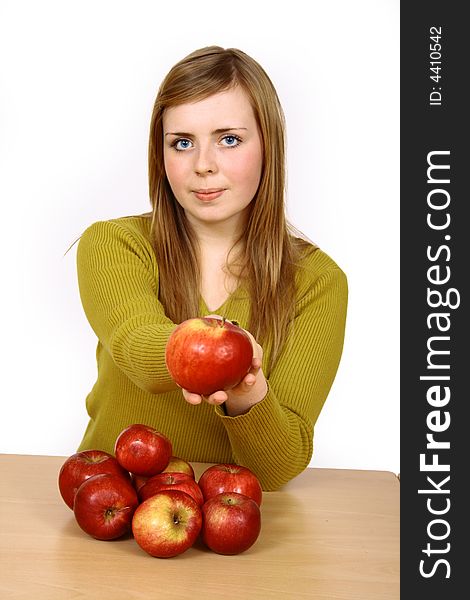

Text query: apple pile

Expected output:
[58,424,262,558]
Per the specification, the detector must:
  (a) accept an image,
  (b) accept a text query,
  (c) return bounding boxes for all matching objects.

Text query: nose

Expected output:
[194,143,218,176]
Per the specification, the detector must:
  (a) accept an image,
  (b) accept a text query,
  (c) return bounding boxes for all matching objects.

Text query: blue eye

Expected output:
[221,135,241,147]
[173,138,192,151]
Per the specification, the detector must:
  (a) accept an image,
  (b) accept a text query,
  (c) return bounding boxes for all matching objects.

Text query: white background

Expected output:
[0,0,400,473]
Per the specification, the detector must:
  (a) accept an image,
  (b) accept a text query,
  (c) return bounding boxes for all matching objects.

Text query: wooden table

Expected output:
[0,454,399,599]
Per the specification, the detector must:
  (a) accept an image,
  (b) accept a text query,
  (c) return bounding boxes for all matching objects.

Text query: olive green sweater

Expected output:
[76,214,348,490]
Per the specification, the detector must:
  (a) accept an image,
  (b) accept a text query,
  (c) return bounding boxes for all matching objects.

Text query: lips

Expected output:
[193,188,226,201]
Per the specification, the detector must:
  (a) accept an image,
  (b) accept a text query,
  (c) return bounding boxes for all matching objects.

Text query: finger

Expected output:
[238,359,263,390]
[207,391,228,405]
[244,373,257,387]
[182,390,202,405]
[242,330,263,360]
[244,358,261,381]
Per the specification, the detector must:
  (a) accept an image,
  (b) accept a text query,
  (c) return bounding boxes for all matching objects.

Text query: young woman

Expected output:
[76,46,348,490]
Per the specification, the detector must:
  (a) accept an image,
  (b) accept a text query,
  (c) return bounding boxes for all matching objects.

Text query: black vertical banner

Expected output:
[401,2,466,598]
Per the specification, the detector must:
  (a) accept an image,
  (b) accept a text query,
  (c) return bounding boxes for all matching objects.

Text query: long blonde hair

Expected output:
[148,46,315,371]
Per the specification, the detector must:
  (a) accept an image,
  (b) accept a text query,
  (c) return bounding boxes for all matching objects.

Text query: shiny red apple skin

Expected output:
[165,317,253,395]
[132,457,194,490]
[198,463,262,506]
[162,456,195,479]
[139,472,204,506]
[131,473,149,492]
[132,490,202,558]
[73,473,139,540]
[202,492,261,555]
[58,450,131,510]
[114,424,172,477]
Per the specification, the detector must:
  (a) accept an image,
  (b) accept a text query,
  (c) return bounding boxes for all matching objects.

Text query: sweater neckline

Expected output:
[199,282,247,316]
[199,291,235,316]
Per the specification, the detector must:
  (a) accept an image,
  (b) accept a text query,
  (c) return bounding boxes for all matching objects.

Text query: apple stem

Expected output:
[221,317,226,327]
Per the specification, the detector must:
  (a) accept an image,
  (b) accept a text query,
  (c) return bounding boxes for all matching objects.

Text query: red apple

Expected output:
[131,473,149,492]
[139,472,204,506]
[198,463,263,506]
[58,449,130,510]
[114,424,172,477]
[132,490,202,558]
[73,473,139,540]
[202,492,261,555]
[162,456,195,479]
[165,317,253,395]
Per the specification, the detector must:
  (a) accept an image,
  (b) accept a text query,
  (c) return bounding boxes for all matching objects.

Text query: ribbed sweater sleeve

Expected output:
[76,219,177,393]
[215,260,348,490]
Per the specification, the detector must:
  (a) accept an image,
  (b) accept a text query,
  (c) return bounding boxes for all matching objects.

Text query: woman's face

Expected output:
[163,86,263,232]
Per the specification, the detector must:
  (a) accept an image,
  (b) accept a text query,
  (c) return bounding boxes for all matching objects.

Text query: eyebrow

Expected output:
[164,127,248,137]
